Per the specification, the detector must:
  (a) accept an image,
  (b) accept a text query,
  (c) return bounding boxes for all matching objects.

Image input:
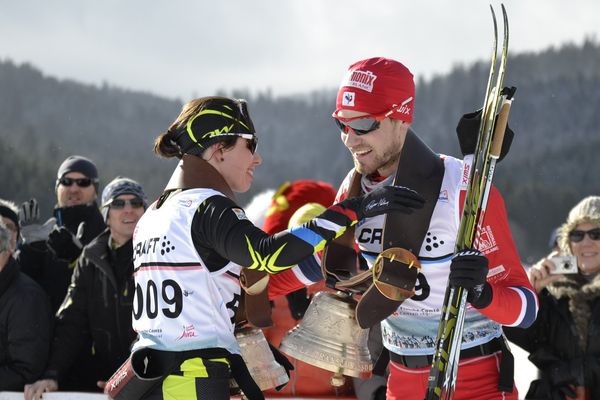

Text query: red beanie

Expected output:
[333,57,415,123]
[262,180,337,235]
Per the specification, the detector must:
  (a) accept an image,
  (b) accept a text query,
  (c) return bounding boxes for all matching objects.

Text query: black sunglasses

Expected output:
[223,133,258,154]
[334,117,382,135]
[108,198,145,209]
[569,228,600,243]
[58,177,96,187]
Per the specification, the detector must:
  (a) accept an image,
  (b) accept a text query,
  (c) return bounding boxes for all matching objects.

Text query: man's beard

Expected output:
[353,148,400,176]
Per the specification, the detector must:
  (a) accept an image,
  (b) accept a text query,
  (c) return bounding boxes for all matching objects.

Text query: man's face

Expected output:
[0,216,17,251]
[337,110,408,177]
[56,172,97,207]
[106,194,145,245]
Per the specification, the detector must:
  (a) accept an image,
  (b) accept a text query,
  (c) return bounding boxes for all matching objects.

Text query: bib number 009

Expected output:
[133,279,183,320]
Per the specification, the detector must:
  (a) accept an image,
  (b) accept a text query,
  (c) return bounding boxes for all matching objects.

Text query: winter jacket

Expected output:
[0,257,52,390]
[505,273,600,399]
[43,229,136,391]
[17,203,106,313]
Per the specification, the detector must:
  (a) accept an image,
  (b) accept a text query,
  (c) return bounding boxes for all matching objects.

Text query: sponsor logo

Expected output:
[178,199,193,207]
[232,208,248,220]
[201,124,234,139]
[438,189,449,202]
[476,225,499,255]
[133,236,176,261]
[183,290,194,297]
[487,264,508,283]
[365,198,389,212]
[424,231,447,252]
[342,69,377,92]
[342,91,355,106]
[357,227,383,244]
[177,324,197,340]
[461,163,471,186]
[392,97,413,116]
[109,367,129,390]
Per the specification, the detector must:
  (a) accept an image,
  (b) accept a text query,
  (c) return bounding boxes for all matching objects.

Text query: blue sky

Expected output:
[0,0,598,100]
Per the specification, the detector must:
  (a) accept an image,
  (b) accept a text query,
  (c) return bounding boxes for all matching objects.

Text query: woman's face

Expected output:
[570,222,600,275]
[219,137,262,193]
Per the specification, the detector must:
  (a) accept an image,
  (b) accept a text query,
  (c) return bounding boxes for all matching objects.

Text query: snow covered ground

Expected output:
[513,342,538,397]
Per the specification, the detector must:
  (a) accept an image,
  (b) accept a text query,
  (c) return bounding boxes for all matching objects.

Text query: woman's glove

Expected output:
[340,185,425,220]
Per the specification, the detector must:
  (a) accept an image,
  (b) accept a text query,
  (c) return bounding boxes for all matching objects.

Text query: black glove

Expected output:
[269,343,294,391]
[547,361,578,400]
[456,87,516,163]
[448,249,492,308]
[286,288,311,320]
[47,222,85,262]
[340,185,425,220]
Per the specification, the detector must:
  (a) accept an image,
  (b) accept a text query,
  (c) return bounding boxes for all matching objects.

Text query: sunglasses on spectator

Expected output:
[58,177,97,187]
[333,98,413,135]
[222,133,258,154]
[106,198,145,209]
[569,228,600,242]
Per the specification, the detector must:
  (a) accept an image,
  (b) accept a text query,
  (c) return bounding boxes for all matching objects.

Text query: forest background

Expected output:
[1,40,599,263]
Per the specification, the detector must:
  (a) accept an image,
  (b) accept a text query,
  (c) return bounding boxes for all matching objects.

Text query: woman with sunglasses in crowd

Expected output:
[24,177,148,400]
[505,196,600,400]
[110,96,424,400]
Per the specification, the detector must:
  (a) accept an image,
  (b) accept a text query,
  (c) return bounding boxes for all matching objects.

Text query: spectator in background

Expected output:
[0,209,52,391]
[17,155,106,312]
[505,196,600,400]
[23,177,147,398]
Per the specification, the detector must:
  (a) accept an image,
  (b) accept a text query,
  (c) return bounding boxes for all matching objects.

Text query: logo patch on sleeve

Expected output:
[232,208,248,220]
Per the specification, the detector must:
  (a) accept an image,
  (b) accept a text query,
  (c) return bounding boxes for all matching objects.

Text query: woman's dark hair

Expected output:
[154,96,253,159]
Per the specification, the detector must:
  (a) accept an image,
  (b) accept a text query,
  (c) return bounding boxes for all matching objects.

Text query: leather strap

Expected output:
[355,130,445,327]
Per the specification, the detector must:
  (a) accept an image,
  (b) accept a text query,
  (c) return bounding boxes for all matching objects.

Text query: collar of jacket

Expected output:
[163,154,235,200]
[546,273,600,350]
[0,257,20,297]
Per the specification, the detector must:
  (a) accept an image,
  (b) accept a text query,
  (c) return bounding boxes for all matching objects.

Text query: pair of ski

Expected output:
[425,4,516,400]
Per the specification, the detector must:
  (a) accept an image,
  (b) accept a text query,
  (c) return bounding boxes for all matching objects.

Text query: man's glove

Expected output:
[47,222,85,262]
[18,199,57,244]
[448,249,492,308]
[341,185,425,220]
[456,87,516,163]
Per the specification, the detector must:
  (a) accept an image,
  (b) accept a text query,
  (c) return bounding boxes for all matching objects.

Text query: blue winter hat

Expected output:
[101,176,147,221]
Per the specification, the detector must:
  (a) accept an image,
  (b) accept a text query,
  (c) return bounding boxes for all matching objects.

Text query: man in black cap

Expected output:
[17,155,106,313]
[24,176,147,397]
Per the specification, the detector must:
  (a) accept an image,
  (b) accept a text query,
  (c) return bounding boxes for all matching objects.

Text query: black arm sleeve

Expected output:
[191,195,355,274]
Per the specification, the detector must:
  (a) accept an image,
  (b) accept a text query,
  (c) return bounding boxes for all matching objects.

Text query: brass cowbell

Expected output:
[279,290,372,386]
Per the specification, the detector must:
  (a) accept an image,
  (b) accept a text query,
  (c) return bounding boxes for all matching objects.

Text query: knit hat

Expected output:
[263,180,337,235]
[333,57,415,123]
[0,199,19,240]
[101,177,147,221]
[558,196,600,255]
[171,97,256,157]
[56,155,99,191]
